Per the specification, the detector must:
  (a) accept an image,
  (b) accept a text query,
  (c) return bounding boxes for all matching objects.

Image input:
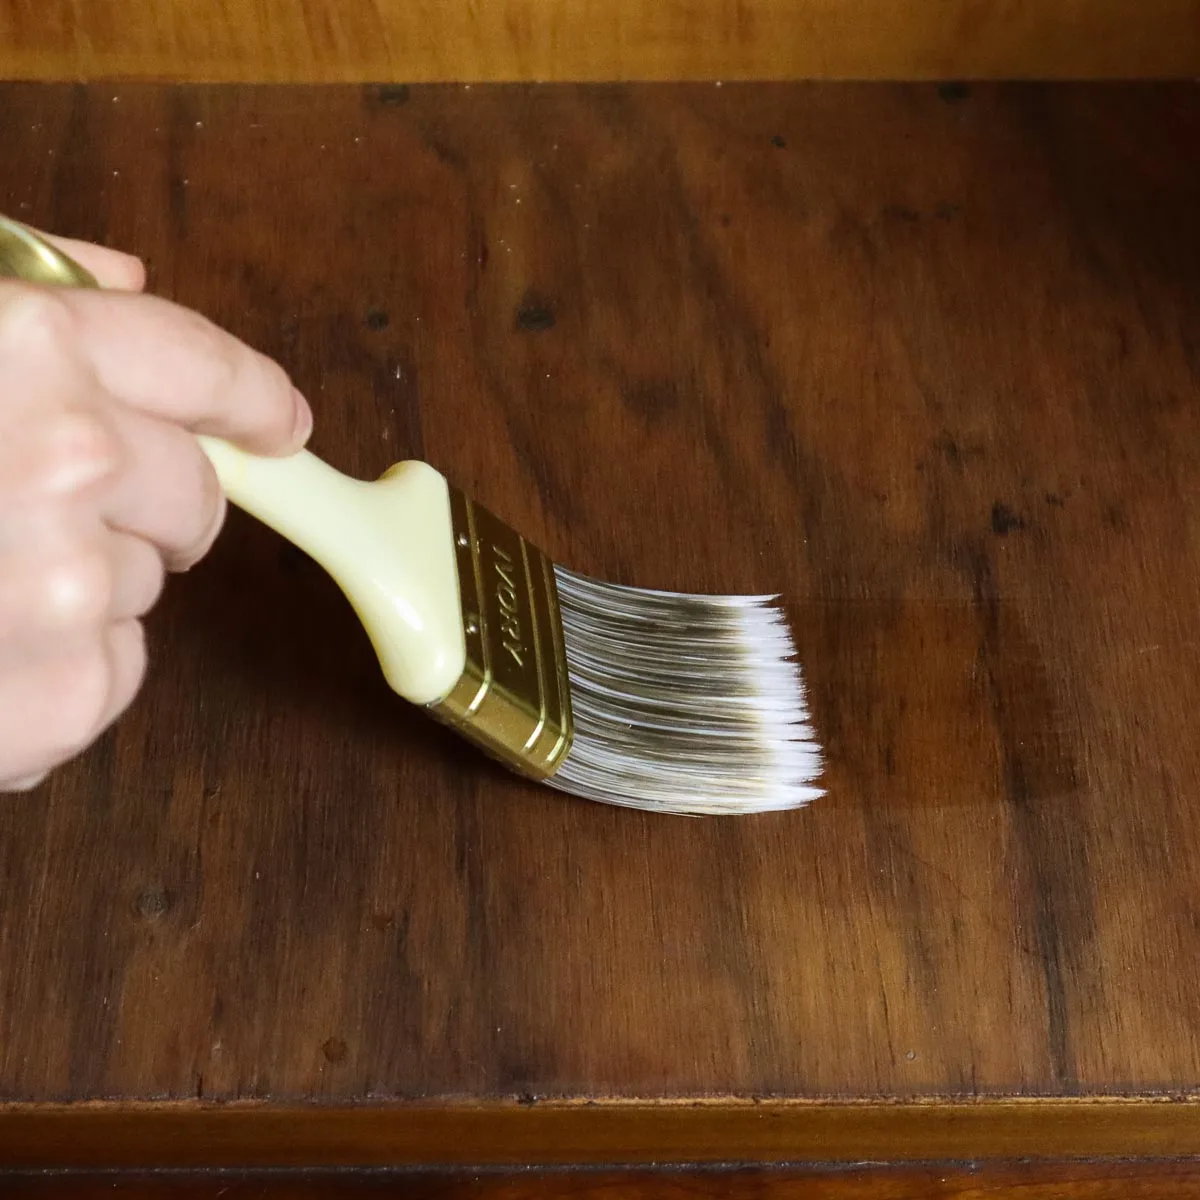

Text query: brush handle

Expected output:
[0,216,466,707]
[199,439,467,706]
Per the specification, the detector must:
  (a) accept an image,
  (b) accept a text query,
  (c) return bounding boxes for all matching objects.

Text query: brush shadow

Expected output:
[156,509,468,772]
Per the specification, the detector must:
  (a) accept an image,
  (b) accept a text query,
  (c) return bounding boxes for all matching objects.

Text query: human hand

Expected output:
[0,232,311,791]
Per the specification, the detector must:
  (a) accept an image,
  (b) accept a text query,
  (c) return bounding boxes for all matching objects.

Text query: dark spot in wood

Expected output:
[622,379,680,422]
[938,437,963,469]
[720,213,731,227]
[991,502,1026,536]
[882,204,920,223]
[377,84,411,106]
[366,309,389,331]
[1103,501,1128,531]
[322,1037,348,1064]
[934,203,961,220]
[477,238,489,269]
[133,887,171,920]
[1045,492,1065,507]
[938,82,971,103]
[370,910,395,931]
[515,292,556,333]
[426,137,466,169]
[932,433,984,472]
[771,135,787,148]
[517,1091,540,1105]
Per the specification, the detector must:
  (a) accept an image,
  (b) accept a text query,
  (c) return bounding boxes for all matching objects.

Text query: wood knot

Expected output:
[515,293,556,333]
[134,887,172,920]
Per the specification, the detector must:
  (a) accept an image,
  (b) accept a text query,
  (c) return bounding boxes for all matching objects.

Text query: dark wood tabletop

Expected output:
[1,80,1199,1171]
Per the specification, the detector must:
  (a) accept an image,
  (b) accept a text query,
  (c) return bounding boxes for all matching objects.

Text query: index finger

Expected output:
[53,286,312,456]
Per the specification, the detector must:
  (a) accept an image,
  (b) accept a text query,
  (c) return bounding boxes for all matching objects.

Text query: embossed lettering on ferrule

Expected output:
[432,485,574,781]
[492,544,526,667]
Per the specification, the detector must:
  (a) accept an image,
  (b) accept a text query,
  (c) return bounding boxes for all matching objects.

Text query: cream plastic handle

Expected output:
[197,437,467,706]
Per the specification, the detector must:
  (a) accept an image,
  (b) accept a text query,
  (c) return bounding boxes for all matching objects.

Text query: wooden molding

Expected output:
[1,0,1199,81]
[4,1099,1200,1169]
[5,1164,1200,1199]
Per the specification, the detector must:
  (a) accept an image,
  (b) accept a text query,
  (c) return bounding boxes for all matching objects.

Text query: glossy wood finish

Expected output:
[7,1162,1200,1199]
[1,81,1199,1166]
[2,0,1199,82]
[7,1100,1200,1168]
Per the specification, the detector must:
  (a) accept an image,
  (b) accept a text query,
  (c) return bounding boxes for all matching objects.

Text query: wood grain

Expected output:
[2,0,1199,82]
[1,81,1199,1166]
[6,1162,1200,1199]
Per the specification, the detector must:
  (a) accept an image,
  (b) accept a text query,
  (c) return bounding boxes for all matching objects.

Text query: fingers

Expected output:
[0,619,146,791]
[100,402,228,570]
[0,409,164,789]
[0,279,312,458]
[35,231,147,292]
[0,402,121,506]
[0,399,229,573]
[0,229,310,788]
[0,527,164,651]
[48,286,312,455]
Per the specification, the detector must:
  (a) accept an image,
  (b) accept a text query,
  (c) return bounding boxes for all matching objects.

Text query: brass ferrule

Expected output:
[429,488,574,780]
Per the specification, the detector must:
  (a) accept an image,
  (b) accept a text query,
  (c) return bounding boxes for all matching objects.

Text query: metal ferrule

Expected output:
[429,488,574,780]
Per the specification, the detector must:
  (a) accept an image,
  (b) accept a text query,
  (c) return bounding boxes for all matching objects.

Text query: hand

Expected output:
[0,232,311,791]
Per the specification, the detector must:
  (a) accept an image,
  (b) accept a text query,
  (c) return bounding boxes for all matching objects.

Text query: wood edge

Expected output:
[3,6,1199,83]
[5,63,1200,84]
[3,1097,1200,1168]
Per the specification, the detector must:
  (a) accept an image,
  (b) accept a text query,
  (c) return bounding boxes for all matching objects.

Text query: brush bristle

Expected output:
[549,567,823,815]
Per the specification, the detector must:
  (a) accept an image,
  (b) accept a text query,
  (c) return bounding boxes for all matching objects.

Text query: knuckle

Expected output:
[187,311,240,394]
[53,643,113,753]
[42,547,114,630]
[0,285,75,352]
[37,409,122,493]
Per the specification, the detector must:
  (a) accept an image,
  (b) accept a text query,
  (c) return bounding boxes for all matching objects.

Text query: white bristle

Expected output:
[549,567,824,816]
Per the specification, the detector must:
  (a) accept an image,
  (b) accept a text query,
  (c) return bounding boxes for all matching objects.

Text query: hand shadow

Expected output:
[157,507,470,776]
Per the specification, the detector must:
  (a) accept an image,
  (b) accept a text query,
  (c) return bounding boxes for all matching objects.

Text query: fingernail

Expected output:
[292,388,313,446]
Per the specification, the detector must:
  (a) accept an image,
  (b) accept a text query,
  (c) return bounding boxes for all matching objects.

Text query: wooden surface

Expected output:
[8,1100,1200,1167]
[7,1162,1200,1199]
[2,80,1200,1167]
[3,0,1200,82]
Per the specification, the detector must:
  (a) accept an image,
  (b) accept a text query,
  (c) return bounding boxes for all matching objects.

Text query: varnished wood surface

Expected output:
[8,1100,1200,1167]
[1,81,1200,1166]
[6,1162,1200,1199]
[2,0,1200,82]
